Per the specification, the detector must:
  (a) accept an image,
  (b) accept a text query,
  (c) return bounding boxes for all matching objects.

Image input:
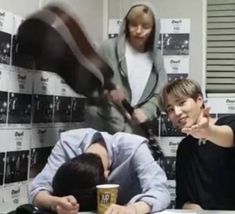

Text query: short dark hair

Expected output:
[52,153,106,211]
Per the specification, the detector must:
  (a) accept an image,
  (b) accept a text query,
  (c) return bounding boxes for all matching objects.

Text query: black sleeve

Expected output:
[227,117,235,144]
[175,143,187,208]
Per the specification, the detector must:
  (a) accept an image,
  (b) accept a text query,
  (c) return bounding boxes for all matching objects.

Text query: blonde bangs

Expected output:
[160,79,202,111]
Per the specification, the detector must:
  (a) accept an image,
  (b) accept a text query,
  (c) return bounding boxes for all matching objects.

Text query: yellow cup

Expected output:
[96,184,119,214]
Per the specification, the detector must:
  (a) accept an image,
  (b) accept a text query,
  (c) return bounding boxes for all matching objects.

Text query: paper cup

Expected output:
[96,184,119,214]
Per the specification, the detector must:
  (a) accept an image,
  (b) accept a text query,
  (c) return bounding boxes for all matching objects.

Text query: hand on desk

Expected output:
[104,202,151,214]
[54,195,79,214]
[182,202,203,211]
[104,204,136,214]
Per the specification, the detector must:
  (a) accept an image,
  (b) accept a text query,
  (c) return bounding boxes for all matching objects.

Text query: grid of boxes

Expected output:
[0,9,86,210]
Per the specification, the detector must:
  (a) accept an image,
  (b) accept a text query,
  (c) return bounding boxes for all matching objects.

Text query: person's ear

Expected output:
[196,95,204,108]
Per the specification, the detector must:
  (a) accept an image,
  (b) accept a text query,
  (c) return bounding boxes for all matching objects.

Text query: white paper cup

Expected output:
[96,184,119,214]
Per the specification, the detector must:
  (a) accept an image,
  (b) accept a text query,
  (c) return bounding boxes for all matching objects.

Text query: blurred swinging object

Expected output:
[14,4,163,160]
[14,4,114,97]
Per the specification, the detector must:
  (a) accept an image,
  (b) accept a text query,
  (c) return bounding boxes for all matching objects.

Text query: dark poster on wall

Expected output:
[5,150,29,183]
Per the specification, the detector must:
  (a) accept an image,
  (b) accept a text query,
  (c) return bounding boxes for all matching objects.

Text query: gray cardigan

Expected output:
[85,3,167,134]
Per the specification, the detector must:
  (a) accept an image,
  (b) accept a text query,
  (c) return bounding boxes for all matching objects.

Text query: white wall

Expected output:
[0,0,206,83]
[0,0,104,45]
[40,0,104,46]
[0,0,39,17]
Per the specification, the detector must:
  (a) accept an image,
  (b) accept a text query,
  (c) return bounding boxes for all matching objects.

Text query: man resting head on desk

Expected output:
[30,128,170,214]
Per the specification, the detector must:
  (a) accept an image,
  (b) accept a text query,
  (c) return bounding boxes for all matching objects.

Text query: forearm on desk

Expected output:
[128,201,151,214]
[33,190,59,211]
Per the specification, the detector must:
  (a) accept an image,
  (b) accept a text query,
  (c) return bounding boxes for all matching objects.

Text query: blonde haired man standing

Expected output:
[86,3,167,135]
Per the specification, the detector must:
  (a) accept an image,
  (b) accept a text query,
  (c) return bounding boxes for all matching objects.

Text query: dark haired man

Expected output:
[52,153,106,212]
[30,128,170,214]
[159,79,235,210]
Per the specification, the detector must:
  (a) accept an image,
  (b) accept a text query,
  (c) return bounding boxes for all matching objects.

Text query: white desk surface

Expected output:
[78,210,235,214]
[79,209,235,214]
[158,210,235,214]
[1,207,235,214]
